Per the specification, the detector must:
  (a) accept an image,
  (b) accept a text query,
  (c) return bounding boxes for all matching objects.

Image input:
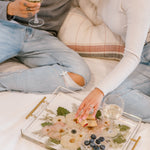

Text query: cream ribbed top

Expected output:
[97,0,150,95]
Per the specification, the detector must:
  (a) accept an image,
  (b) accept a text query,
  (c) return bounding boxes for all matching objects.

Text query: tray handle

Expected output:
[131,136,141,150]
[25,96,47,119]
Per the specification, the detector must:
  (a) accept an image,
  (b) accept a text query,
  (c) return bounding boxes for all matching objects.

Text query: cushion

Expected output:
[58,7,125,60]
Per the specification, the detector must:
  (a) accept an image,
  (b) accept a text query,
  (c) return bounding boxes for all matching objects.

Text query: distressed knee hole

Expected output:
[68,72,85,86]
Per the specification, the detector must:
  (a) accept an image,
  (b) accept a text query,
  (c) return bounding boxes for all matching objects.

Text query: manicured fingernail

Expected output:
[78,118,82,123]
[82,116,86,120]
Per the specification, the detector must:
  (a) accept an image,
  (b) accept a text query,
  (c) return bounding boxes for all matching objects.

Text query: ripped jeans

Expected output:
[0,20,90,93]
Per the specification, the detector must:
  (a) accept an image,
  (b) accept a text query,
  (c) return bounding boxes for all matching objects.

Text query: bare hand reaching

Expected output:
[75,88,104,122]
[7,0,41,18]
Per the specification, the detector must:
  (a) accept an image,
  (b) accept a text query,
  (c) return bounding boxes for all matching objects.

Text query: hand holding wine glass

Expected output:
[7,0,40,19]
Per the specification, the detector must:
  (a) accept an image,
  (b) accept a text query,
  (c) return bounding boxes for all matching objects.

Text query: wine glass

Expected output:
[102,94,124,136]
[28,0,44,27]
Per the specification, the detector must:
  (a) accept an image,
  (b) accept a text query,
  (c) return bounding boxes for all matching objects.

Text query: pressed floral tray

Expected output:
[21,87,141,150]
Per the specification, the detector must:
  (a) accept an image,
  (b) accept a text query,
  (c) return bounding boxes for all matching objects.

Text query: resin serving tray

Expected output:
[21,87,141,150]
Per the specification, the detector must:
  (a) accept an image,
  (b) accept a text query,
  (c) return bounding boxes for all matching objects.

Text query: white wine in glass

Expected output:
[102,94,124,136]
[28,0,44,27]
[103,104,123,120]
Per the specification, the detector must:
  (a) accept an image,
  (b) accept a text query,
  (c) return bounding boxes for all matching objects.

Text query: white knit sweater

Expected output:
[96,0,150,95]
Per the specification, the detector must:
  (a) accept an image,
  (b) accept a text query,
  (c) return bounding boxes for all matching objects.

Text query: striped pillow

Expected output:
[58,7,125,60]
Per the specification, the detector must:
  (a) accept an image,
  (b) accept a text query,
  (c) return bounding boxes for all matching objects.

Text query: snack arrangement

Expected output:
[21,91,141,150]
[32,106,131,150]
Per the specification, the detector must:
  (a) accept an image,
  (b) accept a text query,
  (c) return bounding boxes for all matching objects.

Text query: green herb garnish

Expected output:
[46,148,56,150]
[50,137,60,144]
[57,107,70,116]
[113,134,126,144]
[77,147,81,150]
[96,110,101,119]
[118,124,130,131]
[41,122,52,127]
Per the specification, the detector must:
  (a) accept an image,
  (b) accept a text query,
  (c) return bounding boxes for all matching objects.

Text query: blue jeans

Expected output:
[0,20,90,93]
[110,42,150,123]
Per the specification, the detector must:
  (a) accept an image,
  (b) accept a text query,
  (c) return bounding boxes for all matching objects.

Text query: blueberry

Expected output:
[94,145,99,149]
[71,129,77,134]
[100,145,105,150]
[95,139,101,144]
[98,137,105,142]
[90,142,95,147]
[91,134,97,139]
[89,139,94,143]
[84,140,90,146]
[93,146,100,150]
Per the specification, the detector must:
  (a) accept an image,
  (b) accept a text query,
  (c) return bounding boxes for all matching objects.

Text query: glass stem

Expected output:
[34,14,39,24]
[109,119,114,133]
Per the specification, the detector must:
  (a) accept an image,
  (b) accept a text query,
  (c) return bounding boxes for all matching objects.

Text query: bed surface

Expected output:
[0,58,150,150]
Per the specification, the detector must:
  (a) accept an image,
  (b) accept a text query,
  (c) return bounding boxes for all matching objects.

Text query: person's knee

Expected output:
[68,62,91,87]
[68,72,85,86]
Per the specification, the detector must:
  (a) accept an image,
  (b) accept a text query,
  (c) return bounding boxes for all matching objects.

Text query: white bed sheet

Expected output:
[0,58,150,150]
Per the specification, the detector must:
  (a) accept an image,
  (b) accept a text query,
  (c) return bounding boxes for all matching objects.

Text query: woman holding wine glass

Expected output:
[0,0,90,93]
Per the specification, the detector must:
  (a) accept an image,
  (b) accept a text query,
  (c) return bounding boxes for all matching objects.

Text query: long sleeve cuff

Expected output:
[0,1,12,20]
[96,51,140,95]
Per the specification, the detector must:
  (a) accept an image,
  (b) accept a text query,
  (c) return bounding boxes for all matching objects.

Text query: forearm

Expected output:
[96,51,140,95]
[0,1,11,20]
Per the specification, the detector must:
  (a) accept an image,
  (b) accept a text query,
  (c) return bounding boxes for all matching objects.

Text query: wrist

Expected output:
[95,87,104,96]
[7,2,15,16]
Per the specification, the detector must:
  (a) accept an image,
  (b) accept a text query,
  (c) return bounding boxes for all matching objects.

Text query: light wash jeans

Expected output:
[0,20,90,93]
[110,42,150,123]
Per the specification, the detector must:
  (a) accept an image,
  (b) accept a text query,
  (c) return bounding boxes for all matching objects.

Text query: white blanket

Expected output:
[0,58,150,150]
